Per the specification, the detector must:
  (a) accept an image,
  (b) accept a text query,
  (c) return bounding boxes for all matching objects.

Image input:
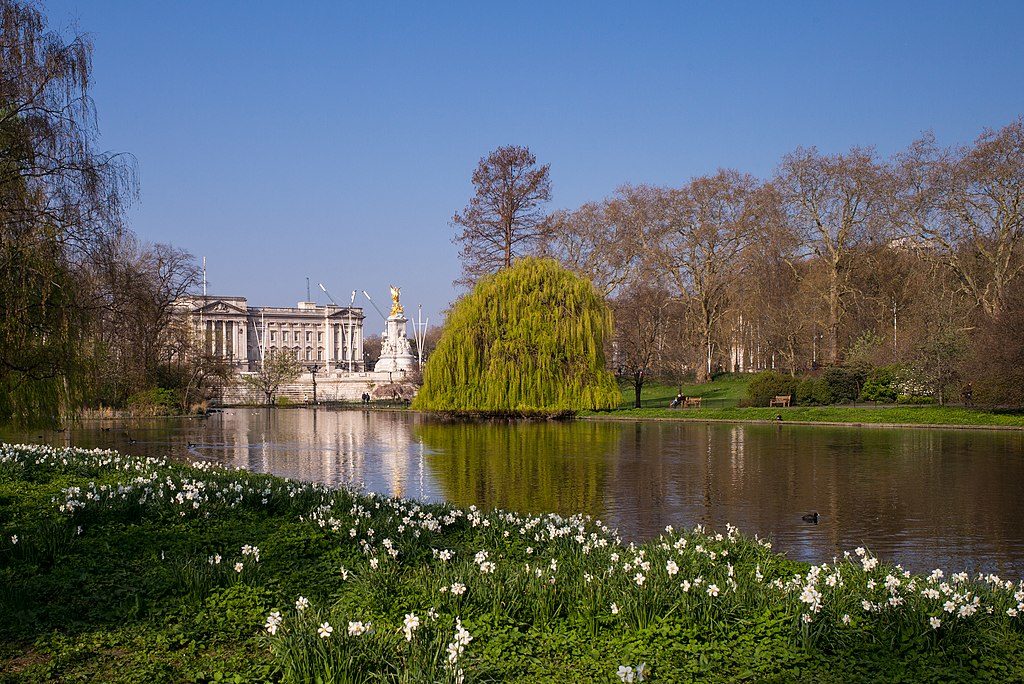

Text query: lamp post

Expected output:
[310,363,321,404]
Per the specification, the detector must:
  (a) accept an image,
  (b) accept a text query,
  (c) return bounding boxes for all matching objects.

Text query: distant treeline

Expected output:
[452,123,1024,408]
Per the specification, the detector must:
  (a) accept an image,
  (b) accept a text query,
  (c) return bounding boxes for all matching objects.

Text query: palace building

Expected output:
[174,295,366,372]
[172,292,420,403]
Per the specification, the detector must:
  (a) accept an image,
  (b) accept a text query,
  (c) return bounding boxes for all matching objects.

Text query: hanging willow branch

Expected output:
[413,257,620,416]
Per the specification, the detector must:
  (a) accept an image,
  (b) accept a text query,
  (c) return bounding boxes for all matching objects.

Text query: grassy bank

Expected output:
[604,377,1024,428]
[2,445,1023,682]
[590,404,1024,428]
[616,377,750,409]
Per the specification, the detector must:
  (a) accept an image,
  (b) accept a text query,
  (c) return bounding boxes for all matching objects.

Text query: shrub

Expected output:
[127,387,179,416]
[745,371,798,407]
[815,367,864,405]
[860,366,903,403]
[795,378,820,406]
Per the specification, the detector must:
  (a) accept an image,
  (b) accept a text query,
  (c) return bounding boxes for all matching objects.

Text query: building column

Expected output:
[325,313,332,372]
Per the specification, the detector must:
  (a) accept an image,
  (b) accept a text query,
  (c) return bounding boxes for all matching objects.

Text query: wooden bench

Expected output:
[769,395,791,407]
[683,396,702,408]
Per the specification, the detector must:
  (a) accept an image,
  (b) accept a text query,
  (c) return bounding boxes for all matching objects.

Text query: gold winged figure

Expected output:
[389,285,404,316]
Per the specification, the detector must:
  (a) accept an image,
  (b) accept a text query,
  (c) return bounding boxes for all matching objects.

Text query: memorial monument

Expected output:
[373,285,416,375]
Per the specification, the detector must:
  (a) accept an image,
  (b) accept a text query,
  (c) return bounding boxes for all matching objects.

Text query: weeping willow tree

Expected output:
[1,1,135,426]
[413,257,620,415]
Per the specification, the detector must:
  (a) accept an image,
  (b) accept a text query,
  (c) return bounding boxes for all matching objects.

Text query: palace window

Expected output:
[318,332,323,342]
[282,331,289,342]
[270,331,276,342]
[317,349,323,360]
[306,348,312,360]
[306,331,312,342]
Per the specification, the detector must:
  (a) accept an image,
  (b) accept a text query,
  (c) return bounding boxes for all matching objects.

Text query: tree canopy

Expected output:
[412,257,620,415]
[450,145,551,285]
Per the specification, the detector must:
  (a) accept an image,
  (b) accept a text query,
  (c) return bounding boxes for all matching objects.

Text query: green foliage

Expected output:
[796,378,820,406]
[126,387,181,416]
[0,234,86,427]
[860,366,903,403]
[3,444,1024,682]
[844,331,886,375]
[413,258,620,415]
[817,367,866,405]
[745,371,798,407]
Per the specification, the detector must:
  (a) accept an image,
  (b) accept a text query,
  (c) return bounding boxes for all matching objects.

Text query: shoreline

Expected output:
[579,412,1024,431]
[62,403,1024,433]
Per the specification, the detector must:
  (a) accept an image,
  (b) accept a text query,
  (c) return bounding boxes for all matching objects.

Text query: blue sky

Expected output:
[45,1,1024,324]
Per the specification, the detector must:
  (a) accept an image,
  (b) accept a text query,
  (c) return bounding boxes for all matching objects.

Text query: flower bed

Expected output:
[1,444,1022,682]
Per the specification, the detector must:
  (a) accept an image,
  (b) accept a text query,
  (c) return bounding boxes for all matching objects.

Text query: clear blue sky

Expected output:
[45,1,1024,324]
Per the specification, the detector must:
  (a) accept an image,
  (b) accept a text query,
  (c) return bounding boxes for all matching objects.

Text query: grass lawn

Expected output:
[3,444,1024,682]
[605,375,1024,428]
[616,375,750,409]
[590,405,1024,428]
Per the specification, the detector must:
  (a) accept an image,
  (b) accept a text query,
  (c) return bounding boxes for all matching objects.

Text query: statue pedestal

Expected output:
[374,314,416,374]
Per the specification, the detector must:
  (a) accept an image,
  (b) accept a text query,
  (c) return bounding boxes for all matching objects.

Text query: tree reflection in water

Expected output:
[417,419,621,519]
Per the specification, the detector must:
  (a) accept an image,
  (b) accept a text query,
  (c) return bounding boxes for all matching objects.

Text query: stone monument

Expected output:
[373,285,416,375]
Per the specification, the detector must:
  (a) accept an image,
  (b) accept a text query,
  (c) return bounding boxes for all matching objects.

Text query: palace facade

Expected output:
[174,295,366,372]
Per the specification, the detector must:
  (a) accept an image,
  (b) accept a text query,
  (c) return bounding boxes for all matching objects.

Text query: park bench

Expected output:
[684,396,702,408]
[769,395,791,407]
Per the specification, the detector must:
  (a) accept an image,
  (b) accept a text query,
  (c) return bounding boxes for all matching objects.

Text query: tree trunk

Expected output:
[633,374,643,408]
[695,328,713,384]
[828,268,841,365]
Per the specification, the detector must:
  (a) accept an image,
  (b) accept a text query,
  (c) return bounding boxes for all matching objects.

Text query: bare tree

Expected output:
[612,285,675,408]
[775,146,886,365]
[83,233,199,403]
[241,349,303,405]
[451,145,551,284]
[733,187,808,374]
[651,170,762,382]
[894,120,1024,318]
[541,186,647,297]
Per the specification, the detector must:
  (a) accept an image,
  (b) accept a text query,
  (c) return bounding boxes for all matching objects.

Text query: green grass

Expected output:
[595,403,1024,428]
[603,375,1024,428]
[2,444,1024,682]
[616,374,751,409]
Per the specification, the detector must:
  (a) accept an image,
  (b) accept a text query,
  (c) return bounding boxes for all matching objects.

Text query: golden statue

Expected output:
[389,284,404,316]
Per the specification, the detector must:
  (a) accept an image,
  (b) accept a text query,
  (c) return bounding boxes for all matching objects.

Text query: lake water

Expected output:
[5,408,1024,578]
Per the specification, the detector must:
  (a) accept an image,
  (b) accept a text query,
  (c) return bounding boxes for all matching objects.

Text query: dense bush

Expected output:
[814,367,865,404]
[126,387,179,415]
[859,366,903,403]
[745,371,798,407]
[796,377,820,406]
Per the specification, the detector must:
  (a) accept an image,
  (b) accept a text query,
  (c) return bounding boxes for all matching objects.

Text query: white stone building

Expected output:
[174,295,397,402]
[175,295,366,372]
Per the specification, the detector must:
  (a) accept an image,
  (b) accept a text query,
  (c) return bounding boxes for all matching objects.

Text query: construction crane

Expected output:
[318,283,337,305]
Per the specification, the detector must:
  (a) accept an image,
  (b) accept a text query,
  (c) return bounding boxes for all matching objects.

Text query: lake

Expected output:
[5,407,1024,578]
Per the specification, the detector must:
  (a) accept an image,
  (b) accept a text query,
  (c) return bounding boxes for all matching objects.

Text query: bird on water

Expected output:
[801,511,820,524]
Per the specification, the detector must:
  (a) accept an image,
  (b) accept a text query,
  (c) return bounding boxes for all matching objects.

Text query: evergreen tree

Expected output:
[413,257,620,415]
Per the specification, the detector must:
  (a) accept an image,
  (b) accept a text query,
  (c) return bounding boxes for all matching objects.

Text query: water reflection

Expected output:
[4,409,1024,577]
[417,420,619,518]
